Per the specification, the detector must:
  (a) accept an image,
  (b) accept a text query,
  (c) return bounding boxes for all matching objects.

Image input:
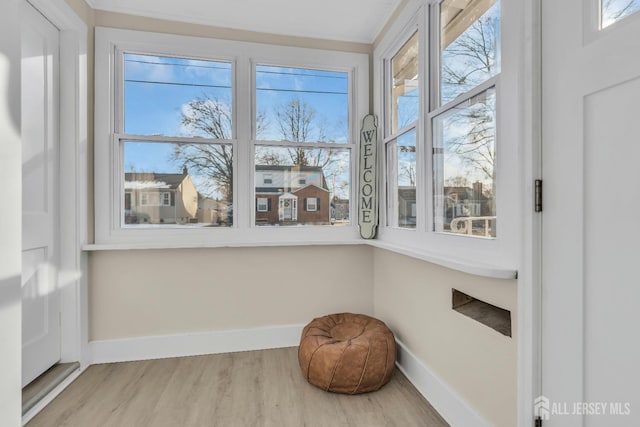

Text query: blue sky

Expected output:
[255,65,348,142]
[123,54,350,198]
[602,0,640,27]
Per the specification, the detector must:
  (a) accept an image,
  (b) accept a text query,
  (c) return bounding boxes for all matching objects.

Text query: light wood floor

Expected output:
[27,347,448,427]
[23,362,80,415]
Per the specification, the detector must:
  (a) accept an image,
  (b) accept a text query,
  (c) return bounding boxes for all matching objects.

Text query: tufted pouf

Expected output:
[298,313,396,394]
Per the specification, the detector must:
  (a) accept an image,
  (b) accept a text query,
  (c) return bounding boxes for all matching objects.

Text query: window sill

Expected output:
[366,240,517,280]
[83,238,364,252]
[83,235,517,279]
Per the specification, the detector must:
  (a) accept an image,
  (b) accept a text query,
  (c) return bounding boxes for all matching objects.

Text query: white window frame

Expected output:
[373,0,522,268]
[94,27,368,247]
[251,61,358,228]
[256,197,269,212]
[378,11,424,232]
[306,197,318,212]
[139,191,171,207]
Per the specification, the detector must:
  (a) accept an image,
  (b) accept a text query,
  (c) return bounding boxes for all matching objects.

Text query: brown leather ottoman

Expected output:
[298,313,396,394]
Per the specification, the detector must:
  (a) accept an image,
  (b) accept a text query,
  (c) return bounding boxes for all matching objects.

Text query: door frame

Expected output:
[24,0,88,370]
[516,0,543,425]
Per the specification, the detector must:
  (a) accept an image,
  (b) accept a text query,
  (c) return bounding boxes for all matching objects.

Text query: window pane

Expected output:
[391,32,419,133]
[124,53,232,138]
[386,130,416,228]
[433,88,496,238]
[254,146,350,226]
[601,0,640,28]
[123,141,233,227]
[440,0,500,105]
[255,65,349,143]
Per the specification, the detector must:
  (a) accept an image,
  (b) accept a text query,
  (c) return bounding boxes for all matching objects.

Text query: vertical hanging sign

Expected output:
[358,114,378,239]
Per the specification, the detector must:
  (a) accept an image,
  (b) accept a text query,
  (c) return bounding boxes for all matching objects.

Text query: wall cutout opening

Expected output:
[452,289,511,337]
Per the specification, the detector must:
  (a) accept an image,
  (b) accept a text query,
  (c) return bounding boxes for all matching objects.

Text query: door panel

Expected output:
[21,1,61,387]
[542,0,640,425]
[583,77,640,420]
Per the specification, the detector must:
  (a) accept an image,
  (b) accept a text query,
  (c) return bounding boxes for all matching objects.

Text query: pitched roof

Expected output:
[124,172,186,190]
[292,184,330,194]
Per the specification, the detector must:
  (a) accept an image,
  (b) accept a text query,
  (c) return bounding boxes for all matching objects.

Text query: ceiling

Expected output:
[87,0,402,44]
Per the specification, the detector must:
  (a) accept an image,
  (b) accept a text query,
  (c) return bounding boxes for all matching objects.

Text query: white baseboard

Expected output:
[22,369,82,426]
[89,324,305,364]
[395,339,490,427]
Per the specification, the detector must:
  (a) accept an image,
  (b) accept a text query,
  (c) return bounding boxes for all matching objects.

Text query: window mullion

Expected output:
[253,140,356,150]
[428,76,499,120]
[116,133,237,145]
[236,53,251,230]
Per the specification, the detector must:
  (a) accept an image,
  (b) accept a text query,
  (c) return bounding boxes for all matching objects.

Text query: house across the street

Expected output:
[124,167,229,225]
[254,165,332,226]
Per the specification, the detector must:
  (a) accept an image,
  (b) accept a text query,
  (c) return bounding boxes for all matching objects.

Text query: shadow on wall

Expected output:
[0,52,20,141]
[0,275,22,315]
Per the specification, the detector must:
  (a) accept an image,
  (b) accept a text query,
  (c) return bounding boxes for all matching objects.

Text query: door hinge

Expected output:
[535,416,543,427]
[535,179,543,212]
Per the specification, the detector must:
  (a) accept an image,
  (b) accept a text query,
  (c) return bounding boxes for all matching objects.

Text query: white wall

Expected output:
[0,0,23,424]
[89,246,374,340]
[373,248,517,427]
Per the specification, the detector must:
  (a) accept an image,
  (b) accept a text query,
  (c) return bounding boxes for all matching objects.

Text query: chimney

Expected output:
[182,165,188,175]
[473,181,483,200]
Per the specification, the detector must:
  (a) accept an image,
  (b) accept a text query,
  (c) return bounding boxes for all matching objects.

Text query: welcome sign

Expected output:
[358,114,378,239]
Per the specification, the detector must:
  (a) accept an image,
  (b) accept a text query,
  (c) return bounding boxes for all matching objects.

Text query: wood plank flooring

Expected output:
[27,347,448,427]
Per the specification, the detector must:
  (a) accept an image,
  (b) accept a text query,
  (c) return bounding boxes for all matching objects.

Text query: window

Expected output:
[124,192,132,210]
[255,65,349,143]
[439,0,500,105]
[601,0,640,28]
[256,197,269,212]
[391,32,419,134]
[137,191,170,206]
[433,89,496,237]
[373,0,520,268]
[385,31,419,229]
[120,53,234,227]
[432,0,500,238]
[254,65,352,227]
[306,197,318,211]
[95,28,368,244]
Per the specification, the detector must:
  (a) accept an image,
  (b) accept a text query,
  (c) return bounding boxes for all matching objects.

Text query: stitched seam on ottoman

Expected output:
[306,333,331,338]
[306,340,336,381]
[374,337,390,390]
[352,341,372,394]
[327,341,352,392]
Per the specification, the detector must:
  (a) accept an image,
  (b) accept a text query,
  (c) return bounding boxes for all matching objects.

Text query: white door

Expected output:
[21,1,61,387]
[541,0,640,425]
